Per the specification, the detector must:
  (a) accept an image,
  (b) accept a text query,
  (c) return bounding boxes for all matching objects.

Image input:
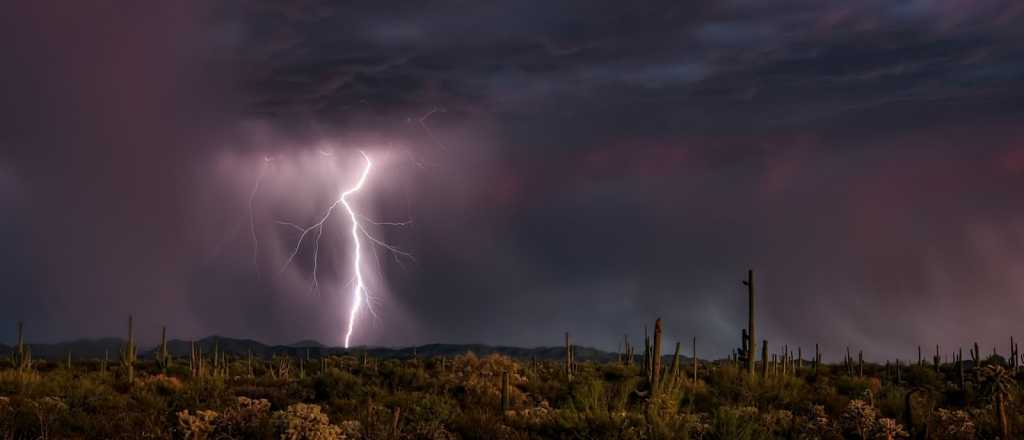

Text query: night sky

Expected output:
[2,1,1024,361]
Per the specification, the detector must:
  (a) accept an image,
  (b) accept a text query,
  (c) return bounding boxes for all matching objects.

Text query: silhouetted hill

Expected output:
[374,343,635,362]
[0,338,123,360]
[289,340,325,348]
[0,336,697,362]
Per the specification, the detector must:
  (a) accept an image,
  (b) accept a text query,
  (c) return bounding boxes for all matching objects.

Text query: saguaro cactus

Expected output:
[691,337,698,382]
[761,340,769,378]
[212,342,220,377]
[651,318,663,389]
[1011,337,1019,370]
[858,350,864,377]
[120,315,137,384]
[500,370,510,412]
[564,332,573,381]
[739,329,750,367]
[743,270,756,376]
[670,342,681,380]
[190,340,204,377]
[643,326,650,378]
[782,345,788,376]
[156,325,170,373]
[11,321,32,375]
[958,348,965,391]
[1009,337,1019,371]
[622,334,631,366]
[248,348,255,378]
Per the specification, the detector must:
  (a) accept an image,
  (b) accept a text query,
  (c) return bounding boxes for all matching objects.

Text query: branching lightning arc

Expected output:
[275,151,413,348]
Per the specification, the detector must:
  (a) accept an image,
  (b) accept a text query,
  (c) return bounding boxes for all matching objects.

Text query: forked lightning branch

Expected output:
[257,151,412,348]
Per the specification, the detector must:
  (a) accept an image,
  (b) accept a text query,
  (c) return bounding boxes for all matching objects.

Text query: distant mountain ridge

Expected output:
[0,336,687,363]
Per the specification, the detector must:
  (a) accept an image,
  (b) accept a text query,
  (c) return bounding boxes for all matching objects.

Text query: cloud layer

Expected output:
[1,0,1023,361]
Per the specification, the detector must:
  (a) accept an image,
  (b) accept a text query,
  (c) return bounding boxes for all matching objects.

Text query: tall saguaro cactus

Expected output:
[692,336,698,382]
[958,348,966,391]
[190,340,205,377]
[670,342,681,380]
[643,326,650,378]
[500,370,510,412]
[1009,337,1018,371]
[120,315,137,384]
[761,339,769,378]
[743,270,756,376]
[858,350,864,377]
[156,325,170,373]
[651,318,663,390]
[622,334,632,366]
[11,321,32,375]
[564,332,573,381]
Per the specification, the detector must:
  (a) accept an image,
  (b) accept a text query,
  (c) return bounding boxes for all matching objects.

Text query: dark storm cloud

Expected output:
[2,0,1024,360]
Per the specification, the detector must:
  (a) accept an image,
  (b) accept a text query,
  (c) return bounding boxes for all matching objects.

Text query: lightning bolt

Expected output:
[340,152,371,349]
[277,151,413,348]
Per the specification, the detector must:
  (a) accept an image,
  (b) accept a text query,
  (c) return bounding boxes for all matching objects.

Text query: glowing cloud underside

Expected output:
[341,153,372,349]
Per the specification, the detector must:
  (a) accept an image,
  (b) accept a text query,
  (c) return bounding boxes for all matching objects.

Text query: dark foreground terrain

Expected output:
[1,329,1020,439]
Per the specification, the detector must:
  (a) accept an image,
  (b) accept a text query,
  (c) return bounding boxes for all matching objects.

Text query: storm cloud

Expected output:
[2,0,1024,361]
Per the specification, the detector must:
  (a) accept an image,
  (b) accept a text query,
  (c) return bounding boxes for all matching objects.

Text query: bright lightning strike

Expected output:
[340,152,371,349]
[277,151,412,349]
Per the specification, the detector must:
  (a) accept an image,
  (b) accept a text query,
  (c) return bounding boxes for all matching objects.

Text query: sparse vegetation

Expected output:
[3,273,1023,439]
[4,336,1022,439]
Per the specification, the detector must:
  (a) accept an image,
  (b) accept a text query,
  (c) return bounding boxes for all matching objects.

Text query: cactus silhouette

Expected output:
[156,325,170,373]
[743,269,756,376]
[564,332,573,381]
[11,322,32,376]
[120,315,137,384]
[651,318,662,390]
